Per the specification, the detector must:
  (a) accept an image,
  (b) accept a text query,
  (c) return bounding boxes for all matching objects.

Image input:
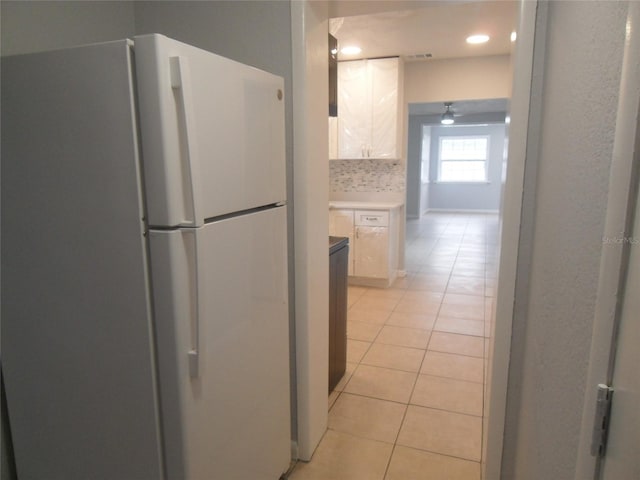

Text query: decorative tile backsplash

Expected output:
[329,159,406,193]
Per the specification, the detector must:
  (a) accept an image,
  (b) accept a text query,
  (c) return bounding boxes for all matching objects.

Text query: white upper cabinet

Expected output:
[337,57,402,160]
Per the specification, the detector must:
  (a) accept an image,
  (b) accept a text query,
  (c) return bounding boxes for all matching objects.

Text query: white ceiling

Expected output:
[329,0,517,62]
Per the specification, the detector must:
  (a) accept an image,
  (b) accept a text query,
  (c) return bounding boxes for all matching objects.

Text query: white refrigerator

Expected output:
[1,34,291,480]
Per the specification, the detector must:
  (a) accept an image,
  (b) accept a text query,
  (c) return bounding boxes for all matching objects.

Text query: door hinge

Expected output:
[590,384,614,457]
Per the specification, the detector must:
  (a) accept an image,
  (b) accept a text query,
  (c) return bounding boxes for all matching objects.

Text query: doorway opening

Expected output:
[294,0,515,478]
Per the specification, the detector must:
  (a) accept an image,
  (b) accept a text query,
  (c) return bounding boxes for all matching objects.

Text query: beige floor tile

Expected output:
[352,295,400,311]
[454,258,485,268]
[348,286,368,308]
[402,290,444,302]
[376,325,431,349]
[438,303,484,321]
[446,276,485,296]
[428,332,484,358]
[289,430,393,480]
[442,293,486,308]
[385,446,480,480]
[395,298,441,316]
[347,339,371,364]
[362,288,406,300]
[328,393,407,444]
[361,343,425,373]
[344,365,417,404]
[386,312,436,330]
[451,267,485,278]
[419,265,454,277]
[348,321,383,342]
[434,316,484,337]
[348,307,392,325]
[456,249,486,258]
[397,406,482,462]
[410,374,483,416]
[408,274,450,292]
[420,351,484,383]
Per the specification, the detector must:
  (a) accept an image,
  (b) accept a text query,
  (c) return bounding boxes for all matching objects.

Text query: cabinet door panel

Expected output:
[370,58,399,159]
[337,61,370,159]
[355,226,389,278]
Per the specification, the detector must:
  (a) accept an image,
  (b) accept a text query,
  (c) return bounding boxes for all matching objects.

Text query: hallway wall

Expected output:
[502,2,629,479]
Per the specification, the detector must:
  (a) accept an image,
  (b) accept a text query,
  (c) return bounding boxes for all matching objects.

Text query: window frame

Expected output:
[436,134,490,183]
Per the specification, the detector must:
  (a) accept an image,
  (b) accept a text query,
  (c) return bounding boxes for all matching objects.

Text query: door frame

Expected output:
[574,2,640,478]
[291,0,539,473]
[482,0,544,477]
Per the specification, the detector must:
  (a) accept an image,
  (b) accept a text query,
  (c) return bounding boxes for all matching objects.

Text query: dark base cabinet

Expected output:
[329,237,349,393]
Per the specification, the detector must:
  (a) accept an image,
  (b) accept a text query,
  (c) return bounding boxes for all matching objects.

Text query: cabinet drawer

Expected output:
[355,210,389,227]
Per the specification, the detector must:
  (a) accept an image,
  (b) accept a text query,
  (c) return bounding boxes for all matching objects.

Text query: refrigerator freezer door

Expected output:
[135,34,286,227]
[148,206,291,480]
[1,41,163,479]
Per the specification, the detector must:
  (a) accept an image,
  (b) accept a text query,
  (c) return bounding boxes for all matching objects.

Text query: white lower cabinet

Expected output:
[354,226,389,279]
[329,206,399,287]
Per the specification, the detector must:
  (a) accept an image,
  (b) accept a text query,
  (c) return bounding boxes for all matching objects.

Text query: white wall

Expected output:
[290,0,330,461]
[501,2,628,479]
[404,55,511,104]
[1,1,135,56]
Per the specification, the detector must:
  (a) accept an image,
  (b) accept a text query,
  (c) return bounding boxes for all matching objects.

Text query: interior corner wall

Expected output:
[0,1,135,56]
[501,2,628,479]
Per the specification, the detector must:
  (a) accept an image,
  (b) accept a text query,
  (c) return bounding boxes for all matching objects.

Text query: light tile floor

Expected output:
[290,213,499,480]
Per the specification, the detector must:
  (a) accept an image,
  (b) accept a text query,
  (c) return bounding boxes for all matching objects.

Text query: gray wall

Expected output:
[405,116,423,217]
[428,124,504,211]
[407,118,505,213]
[502,2,628,479]
[1,1,135,56]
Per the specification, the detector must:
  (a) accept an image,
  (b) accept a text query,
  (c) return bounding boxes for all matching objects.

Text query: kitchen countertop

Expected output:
[329,201,404,210]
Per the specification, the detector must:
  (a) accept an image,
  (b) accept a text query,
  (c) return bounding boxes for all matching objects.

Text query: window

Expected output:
[438,135,489,182]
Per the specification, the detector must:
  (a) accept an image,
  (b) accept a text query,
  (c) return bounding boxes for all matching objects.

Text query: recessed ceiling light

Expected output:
[340,45,362,55]
[466,34,490,44]
[511,31,517,42]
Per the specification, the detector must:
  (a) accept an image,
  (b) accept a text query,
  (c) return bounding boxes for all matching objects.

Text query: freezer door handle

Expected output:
[170,56,203,226]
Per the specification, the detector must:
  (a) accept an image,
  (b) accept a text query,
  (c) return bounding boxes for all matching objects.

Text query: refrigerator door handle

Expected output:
[170,56,203,227]
[185,229,201,378]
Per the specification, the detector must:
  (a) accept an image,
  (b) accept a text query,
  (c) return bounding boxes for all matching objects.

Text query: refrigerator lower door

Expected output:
[135,34,286,227]
[149,206,291,480]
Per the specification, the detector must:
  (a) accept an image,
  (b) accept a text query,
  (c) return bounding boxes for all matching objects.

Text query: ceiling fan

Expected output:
[441,102,456,125]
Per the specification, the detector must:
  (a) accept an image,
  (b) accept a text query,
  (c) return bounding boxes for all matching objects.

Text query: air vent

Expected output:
[405,53,433,61]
